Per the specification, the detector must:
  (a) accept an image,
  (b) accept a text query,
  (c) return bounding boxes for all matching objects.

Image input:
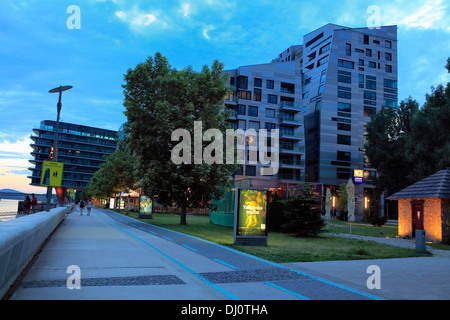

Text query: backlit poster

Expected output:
[139,195,153,218]
[234,188,268,245]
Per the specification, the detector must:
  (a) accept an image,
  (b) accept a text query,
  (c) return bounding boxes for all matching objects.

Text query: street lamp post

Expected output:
[46,85,72,212]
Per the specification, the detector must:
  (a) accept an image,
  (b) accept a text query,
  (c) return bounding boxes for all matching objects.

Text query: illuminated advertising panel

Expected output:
[139,195,153,218]
[234,187,268,245]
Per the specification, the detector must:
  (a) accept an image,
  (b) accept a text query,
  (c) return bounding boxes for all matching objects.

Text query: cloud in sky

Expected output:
[383,0,449,32]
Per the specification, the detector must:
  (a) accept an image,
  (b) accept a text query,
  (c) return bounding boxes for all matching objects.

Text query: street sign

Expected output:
[353,169,364,184]
[40,161,64,187]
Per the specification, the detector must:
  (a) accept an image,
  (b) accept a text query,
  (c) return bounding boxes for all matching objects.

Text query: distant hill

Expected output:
[0,189,24,194]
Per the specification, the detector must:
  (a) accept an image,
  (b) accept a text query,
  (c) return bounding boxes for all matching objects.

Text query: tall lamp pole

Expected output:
[46,85,72,211]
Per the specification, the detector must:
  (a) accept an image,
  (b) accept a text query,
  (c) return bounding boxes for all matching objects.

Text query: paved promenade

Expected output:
[9,208,450,300]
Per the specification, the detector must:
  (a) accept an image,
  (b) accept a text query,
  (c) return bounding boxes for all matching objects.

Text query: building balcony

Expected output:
[279,130,303,141]
[280,101,302,113]
[278,113,302,127]
[279,159,305,169]
[279,144,304,155]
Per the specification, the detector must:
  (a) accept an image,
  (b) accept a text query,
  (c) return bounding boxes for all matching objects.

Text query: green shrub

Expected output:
[281,186,326,237]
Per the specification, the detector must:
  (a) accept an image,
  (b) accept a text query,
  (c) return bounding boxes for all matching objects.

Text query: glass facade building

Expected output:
[224,23,397,219]
[28,120,118,190]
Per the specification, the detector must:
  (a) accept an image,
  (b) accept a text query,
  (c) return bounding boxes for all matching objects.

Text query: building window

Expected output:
[368,61,376,68]
[366,48,372,57]
[338,59,354,69]
[364,90,376,101]
[345,43,351,56]
[265,108,275,118]
[364,106,376,117]
[253,88,261,101]
[338,86,351,99]
[337,134,351,145]
[254,78,262,87]
[265,122,276,131]
[364,34,369,44]
[304,77,312,85]
[385,64,392,73]
[337,102,351,113]
[366,79,376,90]
[359,74,364,88]
[268,94,277,104]
[245,165,256,176]
[338,74,351,84]
[384,79,397,89]
[238,105,246,115]
[266,79,274,89]
[317,55,329,67]
[319,42,331,55]
[320,73,326,84]
[318,85,324,94]
[238,120,246,130]
[337,167,351,179]
[383,99,398,107]
[248,106,258,117]
[237,90,251,100]
[385,40,392,48]
[337,151,351,161]
[236,76,248,89]
[385,52,392,61]
[337,123,351,131]
[358,59,364,66]
[302,92,309,99]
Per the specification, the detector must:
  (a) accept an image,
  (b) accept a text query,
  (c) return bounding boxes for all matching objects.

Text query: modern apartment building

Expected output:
[28,120,118,192]
[224,23,397,220]
[223,59,306,190]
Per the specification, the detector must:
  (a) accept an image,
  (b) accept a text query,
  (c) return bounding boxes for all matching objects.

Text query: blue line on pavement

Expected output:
[162,236,173,241]
[212,258,237,269]
[181,244,198,252]
[96,211,239,300]
[264,281,310,300]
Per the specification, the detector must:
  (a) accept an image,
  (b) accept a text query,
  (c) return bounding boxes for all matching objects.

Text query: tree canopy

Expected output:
[365,57,450,196]
[122,52,238,224]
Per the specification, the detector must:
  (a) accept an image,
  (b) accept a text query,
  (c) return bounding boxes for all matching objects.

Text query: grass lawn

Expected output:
[324,219,399,238]
[116,211,431,263]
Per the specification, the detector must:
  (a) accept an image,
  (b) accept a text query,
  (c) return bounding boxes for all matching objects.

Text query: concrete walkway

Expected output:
[284,233,450,300]
[9,208,450,300]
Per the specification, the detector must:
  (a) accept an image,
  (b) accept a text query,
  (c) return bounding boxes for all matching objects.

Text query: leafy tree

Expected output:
[123,52,238,225]
[365,57,450,196]
[365,98,419,195]
[83,140,137,201]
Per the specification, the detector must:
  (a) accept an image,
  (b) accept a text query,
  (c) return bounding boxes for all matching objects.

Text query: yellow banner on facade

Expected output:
[40,161,64,187]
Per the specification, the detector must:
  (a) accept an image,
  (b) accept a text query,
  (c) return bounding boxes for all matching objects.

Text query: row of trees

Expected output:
[83,53,238,225]
[365,57,450,197]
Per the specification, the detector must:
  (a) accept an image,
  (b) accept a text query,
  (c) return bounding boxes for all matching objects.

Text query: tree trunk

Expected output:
[180,206,187,225]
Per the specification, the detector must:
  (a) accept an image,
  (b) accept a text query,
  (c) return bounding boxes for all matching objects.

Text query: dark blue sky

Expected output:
[1,0,449,192]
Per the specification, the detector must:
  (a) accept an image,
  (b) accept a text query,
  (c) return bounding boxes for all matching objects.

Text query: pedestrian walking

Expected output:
[87,200,92,216]
[24,195,31,214]
[31,193,38,213]
[79,199,86,216]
